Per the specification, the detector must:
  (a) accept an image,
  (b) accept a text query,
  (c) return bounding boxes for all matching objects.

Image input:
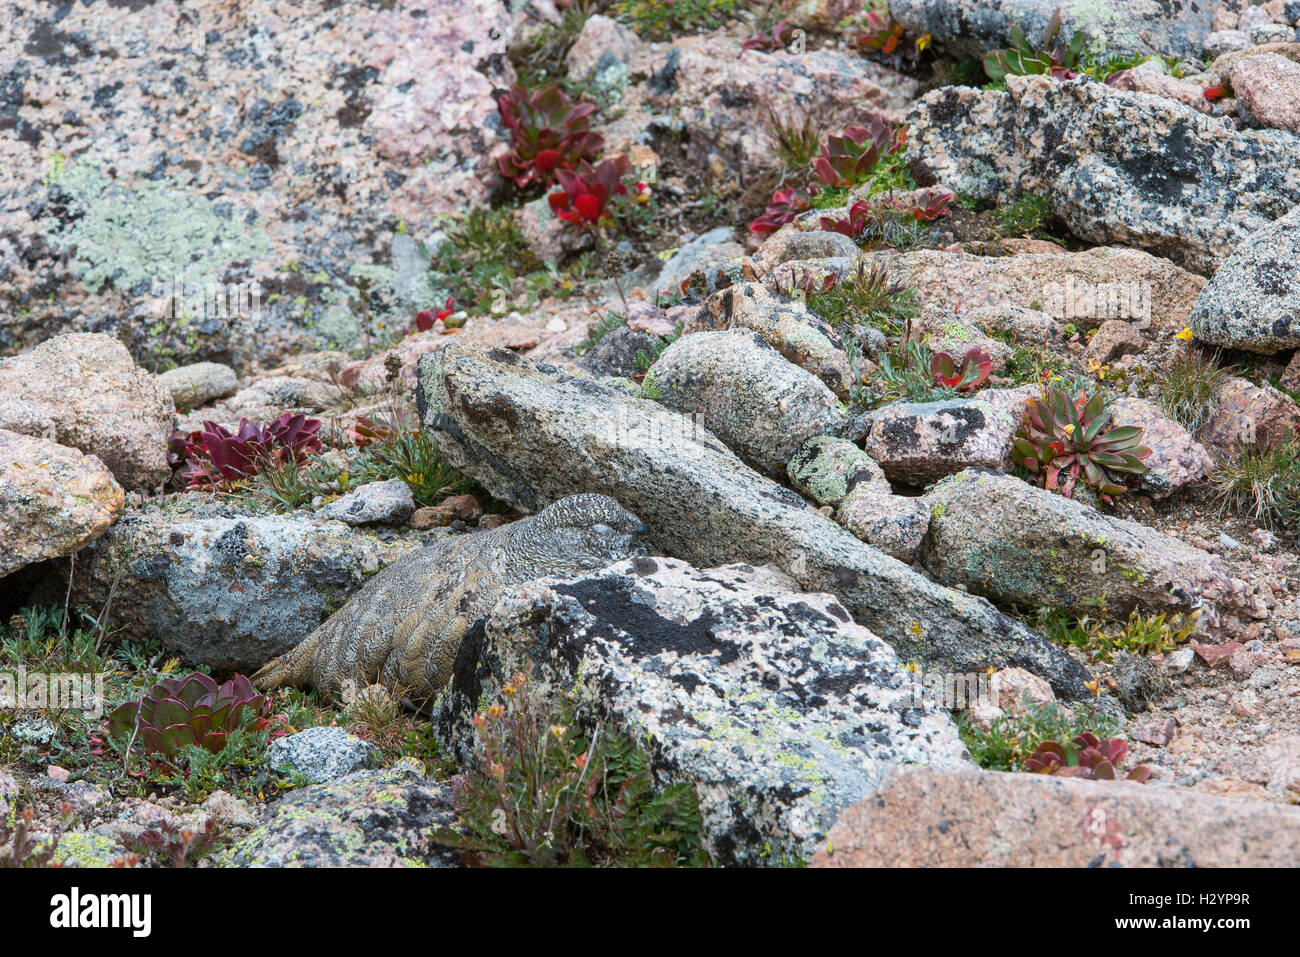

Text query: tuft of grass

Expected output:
[574,311,626,356]
[764,108,824,181]
[958,698,1122,772]
[431,208,541,316]
[993,194,1050,237]
[1151,349,1229,434]
[805,261,918,336]
[614,0,739,39]
[351,424,474,509]
[1212,440,1300,529]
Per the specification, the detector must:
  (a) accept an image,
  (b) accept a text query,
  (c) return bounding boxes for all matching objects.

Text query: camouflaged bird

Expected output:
[252,493,649,707]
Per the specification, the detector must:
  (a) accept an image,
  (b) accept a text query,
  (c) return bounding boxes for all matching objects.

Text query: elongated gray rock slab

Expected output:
[416,344,1097,701]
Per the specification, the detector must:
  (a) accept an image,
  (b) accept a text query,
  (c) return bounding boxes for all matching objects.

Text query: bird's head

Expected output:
[528,493,651,571]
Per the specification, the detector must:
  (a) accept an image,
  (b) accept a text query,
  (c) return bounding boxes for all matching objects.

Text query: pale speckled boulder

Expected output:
[921,469,1242,622]
[862,246,1204,334]
[696,283,854,399]
[434,558,972,867]
[1232,53,1300,133]
[417,344,1098,701]
[0,334,173,491]
[70,507,420,671]
[908,76,1300,272]
[814,766,1300,867]
[787,434,889,507]
[156,362,237,410]
[752,228,861,276]
[1106,397,1213,499]
[863,386,1035,487]
[320,478,415,526]
[0,429,124,578]
[1190,203,1300,354]
[835,486,931,564]
[1199,375,1300,455]
[650,330,844,478]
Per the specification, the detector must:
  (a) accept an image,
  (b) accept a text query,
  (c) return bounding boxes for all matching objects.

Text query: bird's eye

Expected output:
[590,524,614,536]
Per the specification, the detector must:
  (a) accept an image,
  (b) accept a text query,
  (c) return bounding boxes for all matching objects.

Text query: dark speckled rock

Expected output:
[434,558,972,867]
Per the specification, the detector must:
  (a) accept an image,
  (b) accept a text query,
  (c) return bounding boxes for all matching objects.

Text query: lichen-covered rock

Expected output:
[651,227,743,298]
[863,387,1034,487]
[1105,69,1218,114]
[1106,397,1213,499]
[1199,375,1300,455]
[787,435,889,507]
[696,282,854,398]
[864,246,1202,335]
[418,344,1098,700]
[641,37,917,173]
[156,362,238,410]
[320,479,415,526]
[0,333,173,491]
[267,727,379,784]
[752,229,861,275]
[889,0,1219,60]
[1,1,532,369]
[0,429,124,578]
[908,76,1300,272]
[1190,203,1300,354]
[1232,52,1300,133]
[435,558,972,867]
[576,326,663,379]
[813,766,1300,867]
[921,469,1240,622]
[70,507,418,671]
[650,330,844,478]
[221,760,460,867]
[835,487,931,564]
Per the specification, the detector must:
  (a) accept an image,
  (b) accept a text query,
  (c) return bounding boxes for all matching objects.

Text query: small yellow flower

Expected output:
[908,621,923,637]
[1175,327,1194,340]
[1063,423,1075,435]
[901,661,920,674]
[1084,678,1101,697]
[550,725,567,739]
[487,703,504,719]
[916,33,931,51]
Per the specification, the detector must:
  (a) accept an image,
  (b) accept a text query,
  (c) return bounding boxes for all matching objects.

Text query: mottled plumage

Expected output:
[252,494,648,706]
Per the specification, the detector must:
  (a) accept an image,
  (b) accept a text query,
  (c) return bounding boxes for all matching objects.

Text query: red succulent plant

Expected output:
[169,413,322,488]
[496,85,604,188]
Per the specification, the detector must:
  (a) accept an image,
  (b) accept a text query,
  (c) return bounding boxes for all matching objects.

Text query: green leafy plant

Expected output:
[1037,607,1199,660]
[1011,387,1150,504]
[433,673,709,867]
[1152,349,1229,434]
[983,8,1087,83]
[1024,733,1152,782]
[108,673,272,764]
[958,699,1121,771]
[350,416,474,509]
[496,85,604,189]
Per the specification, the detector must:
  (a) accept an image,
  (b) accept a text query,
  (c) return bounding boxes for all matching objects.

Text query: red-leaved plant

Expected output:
[108,673,273,765]
[548,155,632,228]
[749,184,819,234]
[811,118,904,189]
[930,346,992,391]
[415,296,455,332]
[497,85,604,189]
[169,413,322,488]
[1025,733,1152,782]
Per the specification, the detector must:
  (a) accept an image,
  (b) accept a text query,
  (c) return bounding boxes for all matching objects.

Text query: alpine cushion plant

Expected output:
[549,156,633,228]
[108,673,273,764]
[983,7,1087,83]
[1011,387,1150,504]
[811,117,904,189]
[818,189,953,240]
[169,413,322,488]
[1024,733,1152,782]
[496,85,604,189]
[931,346,992,391]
